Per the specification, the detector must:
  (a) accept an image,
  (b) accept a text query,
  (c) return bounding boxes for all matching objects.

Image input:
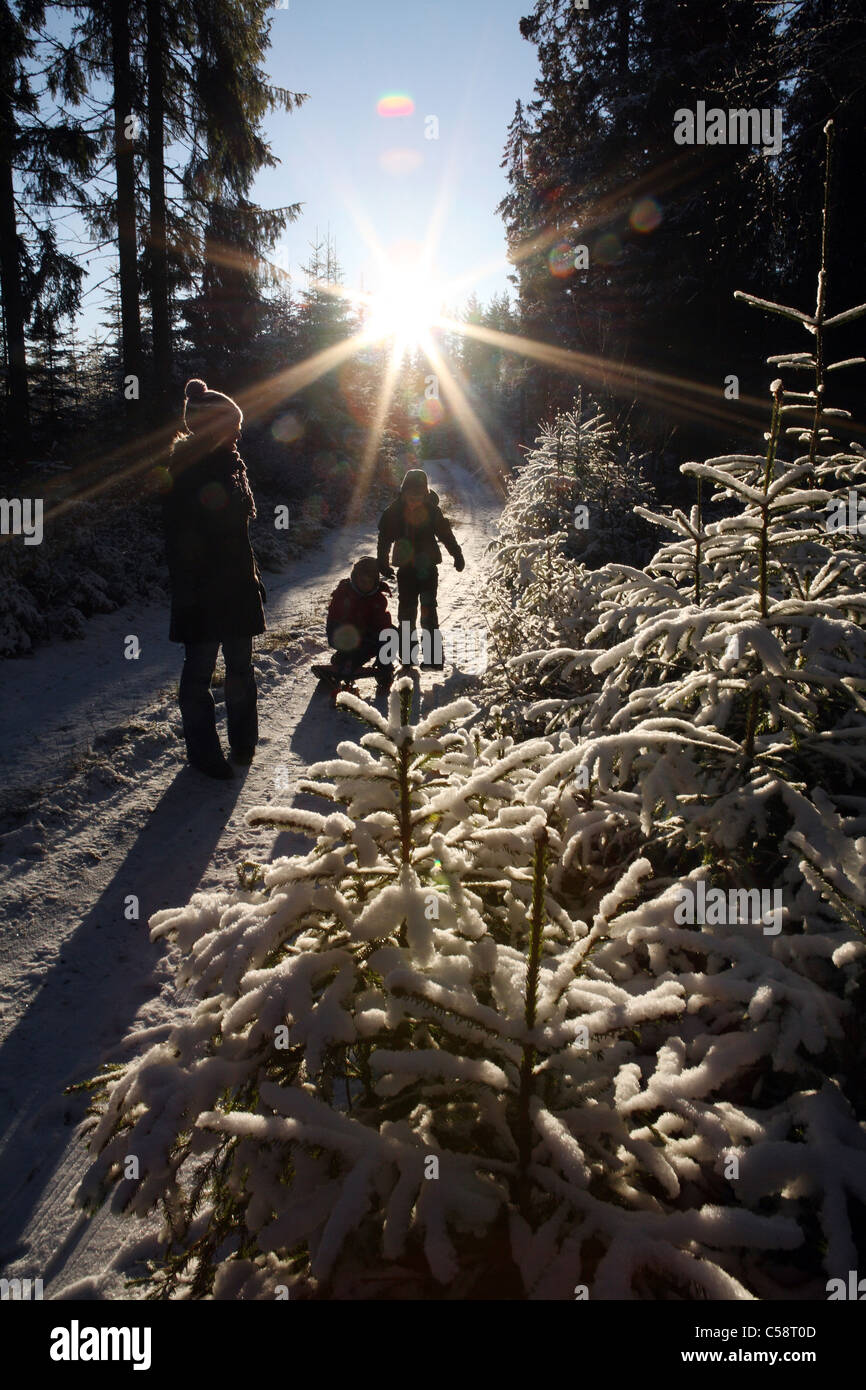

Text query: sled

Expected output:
[312,662,394,704]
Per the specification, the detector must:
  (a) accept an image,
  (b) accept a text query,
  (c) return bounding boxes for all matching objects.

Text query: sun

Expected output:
[364,269,444,350]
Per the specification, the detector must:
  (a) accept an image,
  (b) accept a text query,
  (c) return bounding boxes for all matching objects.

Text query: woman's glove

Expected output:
[454,551,465,573]
[379,563,396,580]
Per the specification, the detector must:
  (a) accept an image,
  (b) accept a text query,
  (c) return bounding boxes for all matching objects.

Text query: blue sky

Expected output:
[68,0,540,339]
[229,0,538,309]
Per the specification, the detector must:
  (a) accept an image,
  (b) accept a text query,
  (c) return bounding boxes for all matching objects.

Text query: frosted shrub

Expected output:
[75,684,687,1297]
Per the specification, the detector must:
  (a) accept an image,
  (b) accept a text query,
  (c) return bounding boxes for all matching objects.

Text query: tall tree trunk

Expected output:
[46,325,57,434]
[0,114,31,462]
[110,0,142,418]
[616,0,629,77]
[145,0,170,421]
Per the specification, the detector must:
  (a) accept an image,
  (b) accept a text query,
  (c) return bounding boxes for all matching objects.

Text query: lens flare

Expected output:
[418,396,444,426]
[271,412,304,444]
[377,93,414,118]
[629,198,662,233]
[548,242,574,279]
[334,623,360,653]
[200,481,227,510]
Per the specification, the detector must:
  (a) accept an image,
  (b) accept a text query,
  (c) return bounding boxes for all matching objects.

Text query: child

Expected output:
[326,556,395,685]
[377,468,464,668]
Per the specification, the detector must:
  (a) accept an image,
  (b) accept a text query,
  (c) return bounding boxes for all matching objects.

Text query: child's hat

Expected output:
[351,556,380,586]
[401,468,429,494]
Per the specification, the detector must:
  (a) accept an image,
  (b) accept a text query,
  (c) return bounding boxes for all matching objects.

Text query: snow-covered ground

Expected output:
[0,458,500,1299]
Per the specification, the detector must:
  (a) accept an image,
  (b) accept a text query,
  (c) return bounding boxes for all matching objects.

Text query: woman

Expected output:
[161,378,266,779]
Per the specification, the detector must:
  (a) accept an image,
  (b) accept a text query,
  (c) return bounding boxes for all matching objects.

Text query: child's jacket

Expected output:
[377,488,461,573]
[326,578,392,650]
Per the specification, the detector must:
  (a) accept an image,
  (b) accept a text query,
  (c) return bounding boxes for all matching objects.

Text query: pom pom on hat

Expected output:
[185,378,208,402]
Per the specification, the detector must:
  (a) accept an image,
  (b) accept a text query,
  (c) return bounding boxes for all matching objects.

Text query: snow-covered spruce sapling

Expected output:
[68,680,564,1293]
[481,400,649,733]
[509,123,866,947]
[736,123,865,479]
[532,354,866,930]
[73,676,821,1299]
[470,137,866,1289]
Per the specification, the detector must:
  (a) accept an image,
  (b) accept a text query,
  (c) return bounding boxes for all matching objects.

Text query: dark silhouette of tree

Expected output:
[0,0,95,463]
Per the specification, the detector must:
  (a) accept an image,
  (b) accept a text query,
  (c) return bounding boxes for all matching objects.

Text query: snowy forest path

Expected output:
[0,499,386,802]
[0,456,501,1297]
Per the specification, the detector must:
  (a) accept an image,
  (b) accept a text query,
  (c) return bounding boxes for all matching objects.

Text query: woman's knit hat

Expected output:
[183,378,243,435]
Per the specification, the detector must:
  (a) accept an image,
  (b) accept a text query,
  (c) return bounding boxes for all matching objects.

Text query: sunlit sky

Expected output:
[63,1,538,341]
[257,0,537,307]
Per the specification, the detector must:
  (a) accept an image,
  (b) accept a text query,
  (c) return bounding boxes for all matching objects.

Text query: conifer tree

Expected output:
[68,0,306,401]
[776,0,866,420]
[108,0,142,415]
[0,0,95,461]
[177,0,305,376]
[143,0,170,417]
[73,654,866,1297]
[505,0,781,440]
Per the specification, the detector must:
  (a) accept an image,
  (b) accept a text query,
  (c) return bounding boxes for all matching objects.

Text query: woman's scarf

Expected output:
[219,445,257,521]
[168,436,257,521]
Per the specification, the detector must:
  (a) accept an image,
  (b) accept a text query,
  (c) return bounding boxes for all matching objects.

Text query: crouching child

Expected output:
[326,556,395,687]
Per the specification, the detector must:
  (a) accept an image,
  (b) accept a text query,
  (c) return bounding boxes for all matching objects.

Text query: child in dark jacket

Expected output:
[377,467,464,669]
[326,556,395,684]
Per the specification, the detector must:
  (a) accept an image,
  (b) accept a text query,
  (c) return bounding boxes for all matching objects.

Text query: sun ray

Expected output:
[500,150,727,278]
[440,316,794,441]
[345,344,405,525]
[8,333,374,538]
[422,335,509,496]
[20,132,843,552]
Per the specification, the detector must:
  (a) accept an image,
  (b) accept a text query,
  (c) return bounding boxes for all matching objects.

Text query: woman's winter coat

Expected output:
[162,436,266,644]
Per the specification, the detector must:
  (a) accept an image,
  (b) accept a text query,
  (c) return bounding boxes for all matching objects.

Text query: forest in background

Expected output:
[2,1,865,466]
[1,0,865,657]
